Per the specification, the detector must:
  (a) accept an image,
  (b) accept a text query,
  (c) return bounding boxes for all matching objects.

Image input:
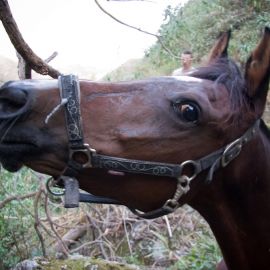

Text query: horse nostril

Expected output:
[0,84,29,118]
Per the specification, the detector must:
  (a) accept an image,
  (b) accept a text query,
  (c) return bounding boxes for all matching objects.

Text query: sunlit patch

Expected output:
[1,80,58,92]
[172,76,203,83]
[108,170,125,176]
[26,79,58,90]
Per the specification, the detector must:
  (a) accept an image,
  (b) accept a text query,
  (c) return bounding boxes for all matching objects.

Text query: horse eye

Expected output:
[175,102,200,123]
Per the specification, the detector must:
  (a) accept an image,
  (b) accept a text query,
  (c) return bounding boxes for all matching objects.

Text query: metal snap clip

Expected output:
[46,177,65,196]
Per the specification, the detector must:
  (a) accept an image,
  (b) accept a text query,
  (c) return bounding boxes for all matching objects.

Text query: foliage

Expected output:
[0,169,41,268]
[104,0,270,81]
[4,1,270,269]
[103,59,158,82]
[0,167,221,269]
[146,0,270,74]
[24,257,140,270]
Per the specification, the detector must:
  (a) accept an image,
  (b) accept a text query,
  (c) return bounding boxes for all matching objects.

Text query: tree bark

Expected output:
[54,225,88,253]
[0,0,61,78]
[17,52,32,79]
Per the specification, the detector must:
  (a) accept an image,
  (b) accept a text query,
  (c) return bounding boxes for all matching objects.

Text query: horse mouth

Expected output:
[1,139,37,147]
[0,139,37,171]
[0,136,38,152]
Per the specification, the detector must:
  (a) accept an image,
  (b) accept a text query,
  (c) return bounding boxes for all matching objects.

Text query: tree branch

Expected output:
[44,192,70,257]
[94,0,178,58]
[45,51,58,63]
[107,0,154,2]
[0,0,62,78]
[17,51,58,79]
[17,52,32,79]
[0,191,36,209]
[33,185,47,257]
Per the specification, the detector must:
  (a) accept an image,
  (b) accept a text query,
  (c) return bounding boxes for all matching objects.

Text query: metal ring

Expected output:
[46,177,65,196]
[179,160,200,181]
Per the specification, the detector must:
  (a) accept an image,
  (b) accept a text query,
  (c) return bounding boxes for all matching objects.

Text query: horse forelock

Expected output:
[190,58,250,114]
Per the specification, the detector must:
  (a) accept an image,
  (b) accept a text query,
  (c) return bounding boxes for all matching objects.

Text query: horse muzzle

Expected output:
[0,81,32,120]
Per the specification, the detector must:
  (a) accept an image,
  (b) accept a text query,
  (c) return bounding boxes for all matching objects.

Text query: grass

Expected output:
[0,167,222,269]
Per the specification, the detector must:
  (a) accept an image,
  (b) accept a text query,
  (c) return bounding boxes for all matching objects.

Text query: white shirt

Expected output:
[172,67,196,76]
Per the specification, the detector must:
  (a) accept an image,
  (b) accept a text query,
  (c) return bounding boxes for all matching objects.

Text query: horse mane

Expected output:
[190,57,249,112]
[190,58,270,136]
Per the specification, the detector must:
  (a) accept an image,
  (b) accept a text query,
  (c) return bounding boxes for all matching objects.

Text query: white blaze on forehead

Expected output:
[172,76,203,83]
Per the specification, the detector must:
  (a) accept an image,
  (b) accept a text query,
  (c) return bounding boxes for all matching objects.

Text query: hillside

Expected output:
[146,0,270,74]
[0,55,18,82]
[103,0,270,80]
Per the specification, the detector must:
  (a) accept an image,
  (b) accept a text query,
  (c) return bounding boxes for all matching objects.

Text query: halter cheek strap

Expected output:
[46,75,259,219]
[55,75,92,207]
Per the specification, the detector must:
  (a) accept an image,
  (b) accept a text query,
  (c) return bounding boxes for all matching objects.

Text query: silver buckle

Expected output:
[221,138,242,167]
[69,144,96,168]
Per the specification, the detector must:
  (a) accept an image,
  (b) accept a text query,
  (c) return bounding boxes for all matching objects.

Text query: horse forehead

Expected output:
[164,77,229,111]
[169,76,226,97]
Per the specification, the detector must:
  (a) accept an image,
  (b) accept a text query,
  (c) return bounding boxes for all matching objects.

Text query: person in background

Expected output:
[172,50,195,75]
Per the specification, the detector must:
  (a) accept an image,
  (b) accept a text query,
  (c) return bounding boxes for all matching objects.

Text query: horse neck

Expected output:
[190,128,270,270]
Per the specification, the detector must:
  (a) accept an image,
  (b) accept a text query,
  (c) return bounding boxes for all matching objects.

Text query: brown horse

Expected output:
[0,28,269,270]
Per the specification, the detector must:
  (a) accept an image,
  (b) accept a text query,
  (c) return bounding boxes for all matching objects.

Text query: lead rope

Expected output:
[44,98,68,124]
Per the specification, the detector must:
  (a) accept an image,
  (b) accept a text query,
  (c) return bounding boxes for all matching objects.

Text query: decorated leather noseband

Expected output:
[47,75,259,219]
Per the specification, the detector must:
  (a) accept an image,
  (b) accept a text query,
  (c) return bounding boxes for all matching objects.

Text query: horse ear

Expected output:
[207,31,231,63]
[245,27,270,115]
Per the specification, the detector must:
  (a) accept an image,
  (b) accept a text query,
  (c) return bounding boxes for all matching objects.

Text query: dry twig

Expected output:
[0,191,36,209]
[44,193,70,257]
[0,0,61,78]
[33,184,47,257]
[94,0,178,58]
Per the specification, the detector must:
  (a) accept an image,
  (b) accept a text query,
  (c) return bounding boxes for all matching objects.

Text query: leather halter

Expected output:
[47,74,259,219]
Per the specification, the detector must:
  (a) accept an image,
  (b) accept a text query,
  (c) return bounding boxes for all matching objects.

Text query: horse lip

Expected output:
[0,138,38,172]
[0,134,38,147]
[0,139,39,152]
[0,159,23,172]
[1,139,37,147]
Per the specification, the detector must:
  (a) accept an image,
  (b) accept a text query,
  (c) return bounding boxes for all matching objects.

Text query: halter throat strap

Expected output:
[48,75,259,219]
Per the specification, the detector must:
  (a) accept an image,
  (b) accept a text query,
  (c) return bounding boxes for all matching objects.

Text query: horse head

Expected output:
[0,28,269,215]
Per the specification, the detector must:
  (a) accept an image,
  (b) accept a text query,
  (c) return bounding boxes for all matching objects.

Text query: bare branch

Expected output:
[94,0,178,58]
[95,0,157,37]
[17,51,58,79]
[0,0,61,78]
[44,193,70,257]
[45,51,58,63]
[107,0,154,2]
[33,185,47,257]
[0,191,36,209]
[54,225,88,253]
[17,52,32,79]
